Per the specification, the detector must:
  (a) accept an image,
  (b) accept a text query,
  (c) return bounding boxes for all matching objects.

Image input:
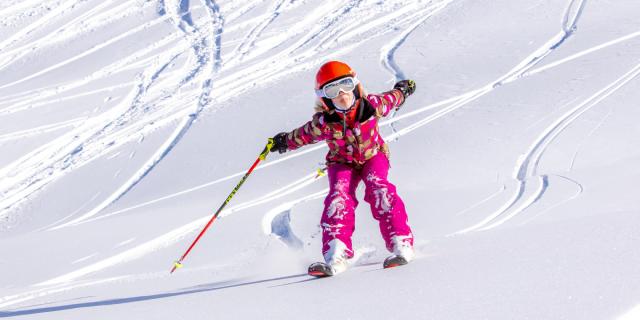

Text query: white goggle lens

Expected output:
[316,77,358,99]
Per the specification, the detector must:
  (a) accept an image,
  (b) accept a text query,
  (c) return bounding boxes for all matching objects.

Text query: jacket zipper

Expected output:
[342,115,346,136]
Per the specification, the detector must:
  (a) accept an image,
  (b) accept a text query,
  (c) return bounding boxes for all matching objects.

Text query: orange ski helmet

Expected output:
[315,61,356,90]
[315,61,363,111]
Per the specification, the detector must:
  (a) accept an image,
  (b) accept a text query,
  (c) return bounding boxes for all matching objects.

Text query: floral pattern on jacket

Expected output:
[285,89,405,166]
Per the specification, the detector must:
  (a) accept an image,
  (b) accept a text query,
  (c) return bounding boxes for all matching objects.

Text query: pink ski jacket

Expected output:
[285,89,405,167]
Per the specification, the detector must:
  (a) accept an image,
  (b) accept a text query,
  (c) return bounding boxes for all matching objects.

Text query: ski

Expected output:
[308,262,334,277]
[383,254,409,269]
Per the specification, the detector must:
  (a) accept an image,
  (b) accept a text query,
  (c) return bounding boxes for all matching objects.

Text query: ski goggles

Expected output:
[316,76,359,99]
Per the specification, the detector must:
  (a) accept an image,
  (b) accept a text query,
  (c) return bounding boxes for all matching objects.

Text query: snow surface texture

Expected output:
[1,0,639,319]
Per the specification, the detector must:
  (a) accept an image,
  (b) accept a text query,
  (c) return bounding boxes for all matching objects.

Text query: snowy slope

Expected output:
[1,0,640,319]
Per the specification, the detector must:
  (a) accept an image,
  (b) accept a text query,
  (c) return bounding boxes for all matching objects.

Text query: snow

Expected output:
[1,0,639,319]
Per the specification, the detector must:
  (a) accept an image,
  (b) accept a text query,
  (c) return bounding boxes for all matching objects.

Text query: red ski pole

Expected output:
[170,138,274,273]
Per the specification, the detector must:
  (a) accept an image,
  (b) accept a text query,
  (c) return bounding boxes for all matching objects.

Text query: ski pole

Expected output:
[170,138,275,274]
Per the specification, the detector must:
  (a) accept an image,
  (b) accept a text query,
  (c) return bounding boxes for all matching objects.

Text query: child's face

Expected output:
[331,90,355,110]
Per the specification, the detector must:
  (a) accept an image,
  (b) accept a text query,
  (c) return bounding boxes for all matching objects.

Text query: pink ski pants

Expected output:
[321,152,413,259]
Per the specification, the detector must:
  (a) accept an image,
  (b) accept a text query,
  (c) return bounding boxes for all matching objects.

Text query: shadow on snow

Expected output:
[0,273,310,318]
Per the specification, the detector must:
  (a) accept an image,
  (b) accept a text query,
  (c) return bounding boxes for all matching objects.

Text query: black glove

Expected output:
[271,132,288,154]
[394,79,416,98]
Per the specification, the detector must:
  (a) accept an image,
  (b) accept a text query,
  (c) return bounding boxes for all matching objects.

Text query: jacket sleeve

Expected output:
[285,112,329,151]
[366,89,406,118]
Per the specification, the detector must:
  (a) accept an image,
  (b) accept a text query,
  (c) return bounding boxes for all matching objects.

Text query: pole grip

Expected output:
[260,138,275,160]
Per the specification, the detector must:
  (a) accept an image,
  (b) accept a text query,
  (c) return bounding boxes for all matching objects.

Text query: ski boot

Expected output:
[308,250,350,277]
[383,240,415,269]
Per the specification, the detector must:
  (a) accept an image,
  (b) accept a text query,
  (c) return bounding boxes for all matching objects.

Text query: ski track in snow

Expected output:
[223,0,288,66]
[0,0,85,62]
[468,60,640,231]
[379,0,453,136]
[453,49,640,233]
[2,0,640,309]
[50,0,226,229]
[567,104,614,172]
[261,190,327,249]
[0,0,148,72]
[0,117,87,142]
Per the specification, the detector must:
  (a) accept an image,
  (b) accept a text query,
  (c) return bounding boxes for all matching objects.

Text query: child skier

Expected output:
[271,61,416,277]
